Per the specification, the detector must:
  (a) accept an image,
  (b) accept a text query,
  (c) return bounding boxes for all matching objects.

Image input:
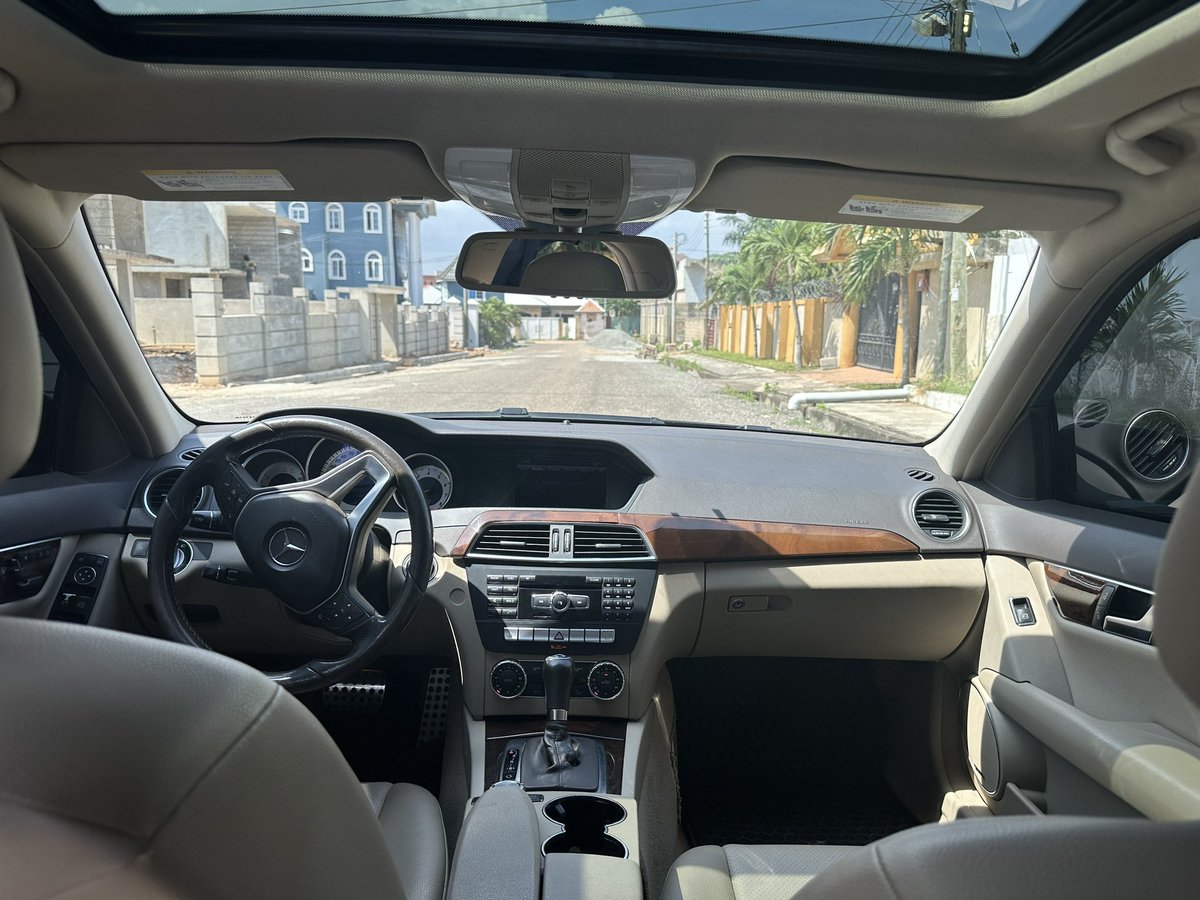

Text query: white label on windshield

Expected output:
[142,169,294,192]
[839,195,981,224]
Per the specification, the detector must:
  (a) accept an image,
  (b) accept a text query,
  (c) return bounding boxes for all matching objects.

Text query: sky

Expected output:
[419,201,740,276]
[99,0,1065,60]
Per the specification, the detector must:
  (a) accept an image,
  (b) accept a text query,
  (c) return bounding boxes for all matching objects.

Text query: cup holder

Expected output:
[544,796,627,828]
[542,796,628,859]
[543,832,627,858]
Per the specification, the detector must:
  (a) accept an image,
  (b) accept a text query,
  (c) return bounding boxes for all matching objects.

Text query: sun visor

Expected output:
[689,158,1117,232]
[0,141,453,201]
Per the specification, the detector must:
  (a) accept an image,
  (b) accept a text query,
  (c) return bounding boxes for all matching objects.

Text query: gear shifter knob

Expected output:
[544,654,573,722]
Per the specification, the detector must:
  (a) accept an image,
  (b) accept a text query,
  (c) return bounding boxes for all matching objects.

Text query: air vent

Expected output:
[572,525,652,560]
[904,467,936,482]
[143,468,204,518]
[912,489,967,540]
[1123,410,1189,481]
[179,447,204,461]
[1074,399,1109,429]
[471,524,552,559]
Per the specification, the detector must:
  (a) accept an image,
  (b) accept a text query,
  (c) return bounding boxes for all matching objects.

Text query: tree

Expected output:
[836,226,937,384]
[478,296,521,348]
[1081,262,1195,399]
[743,220,832,365]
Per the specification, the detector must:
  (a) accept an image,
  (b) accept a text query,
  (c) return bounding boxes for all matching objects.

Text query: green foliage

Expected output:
[478,297,521,348]
[659,355,705,374]
[694,349,804,373]
[834,225,937,305]
[602,297,641,317]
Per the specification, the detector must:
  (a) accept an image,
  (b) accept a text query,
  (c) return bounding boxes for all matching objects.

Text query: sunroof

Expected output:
[92,0,1083,59]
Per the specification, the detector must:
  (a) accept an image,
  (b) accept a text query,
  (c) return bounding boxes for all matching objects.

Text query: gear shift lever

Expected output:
[541,654,580,770]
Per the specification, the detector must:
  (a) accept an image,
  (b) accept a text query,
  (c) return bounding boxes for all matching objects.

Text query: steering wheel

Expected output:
[147,415,434,693]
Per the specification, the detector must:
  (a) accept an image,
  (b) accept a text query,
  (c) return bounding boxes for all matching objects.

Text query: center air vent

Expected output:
[572,524,651,560]
[904,467,936,482]
[143,468,205,518]
[471,523,552,559]
[912,489,967,541]
[1123,410,1189,481]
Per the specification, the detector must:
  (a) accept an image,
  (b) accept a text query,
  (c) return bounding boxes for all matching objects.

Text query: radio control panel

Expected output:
[467,565,655,655]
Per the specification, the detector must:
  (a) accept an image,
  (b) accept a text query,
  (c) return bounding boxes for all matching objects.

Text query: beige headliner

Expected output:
[3,0,1200,471]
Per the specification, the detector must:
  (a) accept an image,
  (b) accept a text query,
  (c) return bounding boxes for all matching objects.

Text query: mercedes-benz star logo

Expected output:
[268,526,308,567]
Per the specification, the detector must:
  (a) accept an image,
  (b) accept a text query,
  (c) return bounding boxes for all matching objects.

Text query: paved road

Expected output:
[169,341,812,430]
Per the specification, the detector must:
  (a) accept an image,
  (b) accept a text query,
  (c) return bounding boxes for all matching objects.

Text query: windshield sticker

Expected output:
[142,169,294,192]
[839,195,982,224]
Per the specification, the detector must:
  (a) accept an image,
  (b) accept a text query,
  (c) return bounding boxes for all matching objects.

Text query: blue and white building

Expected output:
[278,201,393,296]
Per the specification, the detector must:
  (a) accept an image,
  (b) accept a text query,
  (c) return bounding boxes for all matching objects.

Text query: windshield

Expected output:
[84,196,1036,442]
[92,0,1079,59]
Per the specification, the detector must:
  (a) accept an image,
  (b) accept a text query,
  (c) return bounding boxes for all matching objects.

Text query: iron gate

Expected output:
[856,275,900,371]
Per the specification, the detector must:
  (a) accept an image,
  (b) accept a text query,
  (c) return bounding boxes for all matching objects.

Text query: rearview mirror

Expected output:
[456,232,676,299]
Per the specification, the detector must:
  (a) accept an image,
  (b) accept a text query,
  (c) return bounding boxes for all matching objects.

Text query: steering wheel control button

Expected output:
[491,660,528,699]
[267,525,308,568]
[587,661,625,701]
[73,566,97,585]
[313,595,367,632]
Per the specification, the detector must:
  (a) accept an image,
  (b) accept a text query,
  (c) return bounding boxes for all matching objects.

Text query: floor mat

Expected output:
[300,657,450,796]
[670,658,919,846]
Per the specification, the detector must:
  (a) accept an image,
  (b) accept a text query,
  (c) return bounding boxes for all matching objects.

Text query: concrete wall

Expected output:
[190,278,449,385]
[132,297,196,346]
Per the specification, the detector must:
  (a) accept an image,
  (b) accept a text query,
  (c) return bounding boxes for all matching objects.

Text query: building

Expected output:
[279,199,435,303]
[640,254,710,344]
[84,196,305,344]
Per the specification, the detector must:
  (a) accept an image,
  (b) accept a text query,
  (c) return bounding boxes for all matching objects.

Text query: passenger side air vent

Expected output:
[1074,399,1109,429]
[179,447,205,461]
[471,524,553,559]
[572,524,652,560]
[143,468,206,518]
[912,489,967,541]
[1123,410,1189,481]
[904,467,936,482]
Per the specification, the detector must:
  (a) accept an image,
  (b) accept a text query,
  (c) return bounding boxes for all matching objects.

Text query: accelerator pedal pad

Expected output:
[322,669,386,714]
[418,666,453,745]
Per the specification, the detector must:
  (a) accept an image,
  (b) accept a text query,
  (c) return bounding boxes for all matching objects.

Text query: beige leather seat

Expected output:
[0,212,446,898]
[664,471,1200,900]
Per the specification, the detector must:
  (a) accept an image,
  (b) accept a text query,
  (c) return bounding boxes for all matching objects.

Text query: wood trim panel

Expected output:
[486,718,626,793]
[449,510,918,562]
[1045,562,1106,626]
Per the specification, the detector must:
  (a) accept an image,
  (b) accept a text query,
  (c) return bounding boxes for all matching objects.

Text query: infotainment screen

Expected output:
[515,461,607,508]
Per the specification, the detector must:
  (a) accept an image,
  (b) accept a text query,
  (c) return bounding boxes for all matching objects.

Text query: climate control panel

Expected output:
[467,564,654,655]
[490,658,625,701]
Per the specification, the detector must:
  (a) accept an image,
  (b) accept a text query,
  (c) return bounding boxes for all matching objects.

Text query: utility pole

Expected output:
[949,0,969,53]
[671,231,686,345]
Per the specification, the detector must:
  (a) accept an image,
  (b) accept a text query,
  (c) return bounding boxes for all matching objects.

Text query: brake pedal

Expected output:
[322,669,386,713]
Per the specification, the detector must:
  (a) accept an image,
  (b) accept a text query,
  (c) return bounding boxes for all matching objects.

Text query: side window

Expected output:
[1052,239,1200,518]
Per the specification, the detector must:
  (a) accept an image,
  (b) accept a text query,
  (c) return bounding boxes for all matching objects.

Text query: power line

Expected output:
[986,0,1021,56]
[747,12,922,35]
[573,0,760,25]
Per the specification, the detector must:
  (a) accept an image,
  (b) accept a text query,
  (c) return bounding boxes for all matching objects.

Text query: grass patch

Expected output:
[917,374,977,396]
[694,349,807,373]
[720,385,758,402]
[660,355,706,375]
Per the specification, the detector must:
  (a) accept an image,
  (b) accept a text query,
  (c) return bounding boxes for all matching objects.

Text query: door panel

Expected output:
[968,551,1200,821]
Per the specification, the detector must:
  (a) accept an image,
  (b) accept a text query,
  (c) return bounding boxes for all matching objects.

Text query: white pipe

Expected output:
[787,384,914,410]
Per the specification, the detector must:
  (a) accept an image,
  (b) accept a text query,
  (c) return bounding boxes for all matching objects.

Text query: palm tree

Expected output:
[836,226,937,384]
[743,220,830,365]
[1080,262,1195,398]
[709,255,767,354]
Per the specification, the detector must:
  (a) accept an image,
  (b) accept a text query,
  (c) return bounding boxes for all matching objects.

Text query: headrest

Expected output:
[0,211,41,482]
[520,250,625,294]
[1154,473,1200,708]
